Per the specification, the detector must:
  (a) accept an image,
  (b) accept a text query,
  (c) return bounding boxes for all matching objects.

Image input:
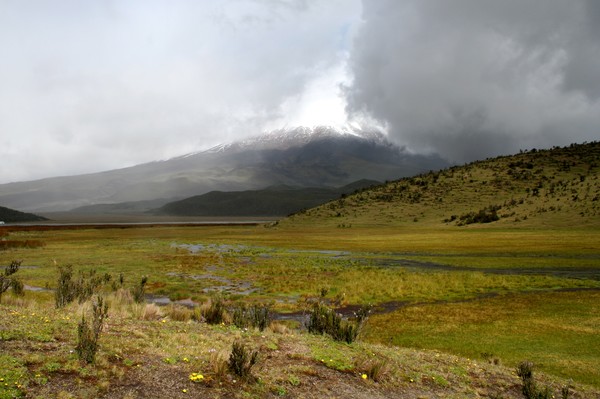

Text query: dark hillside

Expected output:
[153,180,380,216]
[0,205,48,223]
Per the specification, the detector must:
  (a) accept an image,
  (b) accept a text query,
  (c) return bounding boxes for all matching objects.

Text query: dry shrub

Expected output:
[141,303,163,321]
[105,289,137,319]
[1,293,33,308]
[210,350,229,377]
[268,321,290,335]
[112,288,134,306]
[355,357,391,382]
[167,305,193,322]
[199,295,227,324]
[76,295,109,364]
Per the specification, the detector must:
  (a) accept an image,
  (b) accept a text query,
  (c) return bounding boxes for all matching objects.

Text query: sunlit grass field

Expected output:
[1,223,599,390]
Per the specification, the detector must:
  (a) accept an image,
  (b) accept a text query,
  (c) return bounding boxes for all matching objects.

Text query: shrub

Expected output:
[0,260,23,303]
[228,340,258,380]
[55,265,76,308]
[458,205,501,225]
[55,265,111,308]
[232,303,271,331]
[201,294,226,324]
[76,295,109,364]
[132,276,148,303]
[516,361,552,399]
[75,270,106,304]
[306,301,369,344]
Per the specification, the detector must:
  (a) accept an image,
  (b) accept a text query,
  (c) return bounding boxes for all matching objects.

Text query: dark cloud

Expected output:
[346,0,600,162]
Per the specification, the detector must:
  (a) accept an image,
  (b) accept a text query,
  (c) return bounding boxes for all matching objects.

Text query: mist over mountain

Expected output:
[0,126,448,213]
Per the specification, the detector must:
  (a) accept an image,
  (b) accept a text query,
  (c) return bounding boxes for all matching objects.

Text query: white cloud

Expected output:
[0,0,361,183]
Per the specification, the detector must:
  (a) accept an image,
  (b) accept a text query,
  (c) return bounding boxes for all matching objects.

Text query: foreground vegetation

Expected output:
[1,222,599,398]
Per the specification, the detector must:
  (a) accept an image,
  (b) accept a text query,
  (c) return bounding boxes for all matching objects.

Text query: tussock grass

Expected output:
[140,303,163,321]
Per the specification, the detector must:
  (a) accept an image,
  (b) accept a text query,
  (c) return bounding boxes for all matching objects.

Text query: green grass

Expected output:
[364,290,600,386]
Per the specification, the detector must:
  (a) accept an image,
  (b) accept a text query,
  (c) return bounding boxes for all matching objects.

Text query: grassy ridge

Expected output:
[283,141,600,228]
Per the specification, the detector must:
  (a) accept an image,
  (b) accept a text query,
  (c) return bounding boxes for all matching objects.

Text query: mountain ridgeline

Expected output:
[0,127,448,213]
[283,141,600,228]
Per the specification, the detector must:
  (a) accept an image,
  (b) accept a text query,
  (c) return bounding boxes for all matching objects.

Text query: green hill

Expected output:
[283,141,600,228]
[0,205,48,223]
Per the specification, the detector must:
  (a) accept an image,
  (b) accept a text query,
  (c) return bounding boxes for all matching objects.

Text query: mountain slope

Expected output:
[0,205,48,223]
[282,141,600,228]
[153,180,380,217]
[0,127,447,212]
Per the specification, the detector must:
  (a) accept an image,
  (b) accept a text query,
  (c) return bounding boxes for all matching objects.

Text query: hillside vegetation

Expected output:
[284,142,600,229]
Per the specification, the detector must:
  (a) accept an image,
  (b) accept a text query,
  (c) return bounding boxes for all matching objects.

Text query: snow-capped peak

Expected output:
[200,125,388,155]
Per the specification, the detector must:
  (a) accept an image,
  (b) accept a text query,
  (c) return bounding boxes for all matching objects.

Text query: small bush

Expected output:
[201,294,226,324]
[458,205,501,225]
[75,270,106,304]
[228,340,258,380]
[0,260,23,303]
[516,361,552,399]
[76,296,109,364]
[55,265,76,308]
[132,276,148,304]
[232,303,271,331]
[561,382,572,399]
[55,265,111,308]
[306,301,369,344]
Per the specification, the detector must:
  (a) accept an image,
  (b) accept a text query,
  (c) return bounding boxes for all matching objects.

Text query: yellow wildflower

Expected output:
[189,372,204,382]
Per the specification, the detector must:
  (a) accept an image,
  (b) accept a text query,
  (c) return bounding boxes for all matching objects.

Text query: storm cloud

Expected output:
[345,0,600,162]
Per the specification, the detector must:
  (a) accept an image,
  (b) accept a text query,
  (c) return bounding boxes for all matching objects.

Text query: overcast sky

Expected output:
[1,0,599,184]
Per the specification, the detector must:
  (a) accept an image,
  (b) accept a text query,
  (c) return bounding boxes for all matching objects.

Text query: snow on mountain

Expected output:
[188,125,390,156]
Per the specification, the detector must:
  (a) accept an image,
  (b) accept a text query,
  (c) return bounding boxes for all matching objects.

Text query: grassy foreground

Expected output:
[1,223,599,398]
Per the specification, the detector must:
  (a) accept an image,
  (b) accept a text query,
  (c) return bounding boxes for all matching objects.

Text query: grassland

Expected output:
[1,221,599,398]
